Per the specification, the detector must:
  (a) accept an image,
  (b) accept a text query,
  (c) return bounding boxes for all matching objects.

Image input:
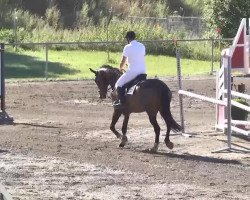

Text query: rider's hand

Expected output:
[120,67,125,73]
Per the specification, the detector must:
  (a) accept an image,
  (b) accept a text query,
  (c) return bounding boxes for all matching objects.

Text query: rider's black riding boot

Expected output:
[113,86,126,109]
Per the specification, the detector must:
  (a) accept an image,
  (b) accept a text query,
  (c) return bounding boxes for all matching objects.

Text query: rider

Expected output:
[113,31,146,109]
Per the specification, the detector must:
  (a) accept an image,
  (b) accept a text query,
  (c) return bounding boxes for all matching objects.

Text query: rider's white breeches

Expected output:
[115,70,141,88]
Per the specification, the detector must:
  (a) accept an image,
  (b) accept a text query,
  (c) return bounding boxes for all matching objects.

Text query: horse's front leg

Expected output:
[119,114,130,147]
[110,109,122,139]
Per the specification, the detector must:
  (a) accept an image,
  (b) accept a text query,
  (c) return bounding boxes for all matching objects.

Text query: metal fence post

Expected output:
[0,43,5,112]
[106,7,113,62]
[176,47,185,133]
[226,53,232,149]
[210,39,214,75]
[45,43,48,80]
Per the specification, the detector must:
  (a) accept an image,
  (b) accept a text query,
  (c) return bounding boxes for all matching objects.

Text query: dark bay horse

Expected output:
[90,65,182,152]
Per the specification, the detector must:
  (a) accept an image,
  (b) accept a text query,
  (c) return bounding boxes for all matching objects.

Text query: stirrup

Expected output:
[113,100,124,109]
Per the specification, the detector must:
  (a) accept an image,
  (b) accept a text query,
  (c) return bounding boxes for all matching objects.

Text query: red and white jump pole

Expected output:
[222,18,250,74]
[216,44,250,137]
[176,47,250,153]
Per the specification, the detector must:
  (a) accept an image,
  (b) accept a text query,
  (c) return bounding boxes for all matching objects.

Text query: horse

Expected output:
[89,65,182,152]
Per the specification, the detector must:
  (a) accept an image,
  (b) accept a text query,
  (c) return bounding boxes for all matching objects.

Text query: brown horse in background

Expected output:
[90,65,182,152]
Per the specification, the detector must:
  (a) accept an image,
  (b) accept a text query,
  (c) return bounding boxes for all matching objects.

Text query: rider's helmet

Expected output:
[125,31,136,40]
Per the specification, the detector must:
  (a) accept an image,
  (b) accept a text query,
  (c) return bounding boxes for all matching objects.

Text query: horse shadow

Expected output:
[139,149,243,165]
[14,122,61,129]
[0,149,10,154]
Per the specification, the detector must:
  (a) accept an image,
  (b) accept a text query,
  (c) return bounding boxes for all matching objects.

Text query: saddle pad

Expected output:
[126,85,137,95]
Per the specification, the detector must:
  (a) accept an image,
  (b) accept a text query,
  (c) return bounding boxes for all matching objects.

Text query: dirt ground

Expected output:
[0,76,249,200]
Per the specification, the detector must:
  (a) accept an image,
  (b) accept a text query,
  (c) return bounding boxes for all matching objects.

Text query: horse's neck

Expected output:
[108,70,121,89]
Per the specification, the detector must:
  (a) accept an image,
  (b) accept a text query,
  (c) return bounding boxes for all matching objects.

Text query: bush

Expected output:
[45,6,61,30]
[0,8,219,60]
[203,0,250,38]
[231,98,249,120]
[0,29,14,43]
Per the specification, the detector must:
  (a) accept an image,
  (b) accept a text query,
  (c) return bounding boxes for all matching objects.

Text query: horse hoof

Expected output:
[149,143,159,153]
[116,133,122,139]
[149,148,158,153]
[119,140,128,148]
[119,136,128,147]
[166,141,174,149]
[119,143,125,148]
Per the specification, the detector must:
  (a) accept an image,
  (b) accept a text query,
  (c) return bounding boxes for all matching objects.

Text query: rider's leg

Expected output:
[113,86,126,108]
[113,71,137,109]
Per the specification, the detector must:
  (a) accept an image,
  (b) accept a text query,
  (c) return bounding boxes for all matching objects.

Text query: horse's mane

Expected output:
[100,65,122,75]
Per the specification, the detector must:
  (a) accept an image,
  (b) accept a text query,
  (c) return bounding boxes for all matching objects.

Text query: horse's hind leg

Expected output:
[110,109,122,139]
[160,111,174,149]
[147,113,160,152]
[119,114,129,147]
[165,125,174,149]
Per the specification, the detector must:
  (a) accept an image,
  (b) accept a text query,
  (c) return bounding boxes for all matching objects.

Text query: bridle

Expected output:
[106,68,123,99]
[96,68,120,99]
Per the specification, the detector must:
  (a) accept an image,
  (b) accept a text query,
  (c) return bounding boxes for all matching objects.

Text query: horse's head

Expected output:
[90,68,109,99]
[90,65,122,100]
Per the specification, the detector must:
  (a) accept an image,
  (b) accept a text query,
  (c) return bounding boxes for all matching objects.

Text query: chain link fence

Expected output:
[127,16,206,37]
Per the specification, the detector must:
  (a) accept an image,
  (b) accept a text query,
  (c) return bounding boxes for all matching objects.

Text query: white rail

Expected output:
[178,90,227,106]
[231,120,250,125]
[230,125,250,136]
[231,100,250,112]
[224,90,250,100]
[0,183,13,200]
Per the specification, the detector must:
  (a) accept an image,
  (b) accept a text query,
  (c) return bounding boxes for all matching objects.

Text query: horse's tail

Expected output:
[161,87,182,132]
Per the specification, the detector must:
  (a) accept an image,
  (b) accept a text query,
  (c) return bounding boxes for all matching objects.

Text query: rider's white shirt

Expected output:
[123,40,146,74]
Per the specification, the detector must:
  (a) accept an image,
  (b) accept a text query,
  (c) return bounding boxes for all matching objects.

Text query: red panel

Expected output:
[217,105,225,126]
[232,26,244,69]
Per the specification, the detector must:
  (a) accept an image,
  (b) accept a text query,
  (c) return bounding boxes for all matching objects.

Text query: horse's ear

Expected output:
[89,68,97,75]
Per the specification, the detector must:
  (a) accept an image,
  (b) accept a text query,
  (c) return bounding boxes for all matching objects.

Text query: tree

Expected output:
[203,0,250,38]
[0,0,11,26]
[45,6,61,30]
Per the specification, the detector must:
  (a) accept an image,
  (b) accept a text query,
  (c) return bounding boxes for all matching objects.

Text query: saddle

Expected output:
[123,74,147,95]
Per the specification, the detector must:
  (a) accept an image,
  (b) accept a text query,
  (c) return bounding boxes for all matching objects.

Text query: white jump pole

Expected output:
[226,90,250,100]
[213,52,239,152]
[179,90,227,106]
[0,183,13,200]
[176,46,249,153]
[213,50,250,153]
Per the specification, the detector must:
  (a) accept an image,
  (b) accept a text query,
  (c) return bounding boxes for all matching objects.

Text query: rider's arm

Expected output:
[119,56,126,72]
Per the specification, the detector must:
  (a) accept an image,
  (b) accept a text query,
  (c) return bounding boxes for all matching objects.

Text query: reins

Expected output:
[106,67,122,99]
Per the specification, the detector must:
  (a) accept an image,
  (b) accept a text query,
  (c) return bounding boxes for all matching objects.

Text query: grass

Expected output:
[5,49,219,80]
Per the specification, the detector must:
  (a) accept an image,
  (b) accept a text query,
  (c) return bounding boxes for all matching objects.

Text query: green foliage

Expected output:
[84,0,109,25]
[0,0,11,27]
[203,0,250,38]
[0,0,204,29]
[183,0,204,16]
[77,2,92,27]
[45,6,62,30]
[13,9,46,33]
[126,0,169,17]
[0,29,14,43]
[5,17,218,61]
[0,2,218,61]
